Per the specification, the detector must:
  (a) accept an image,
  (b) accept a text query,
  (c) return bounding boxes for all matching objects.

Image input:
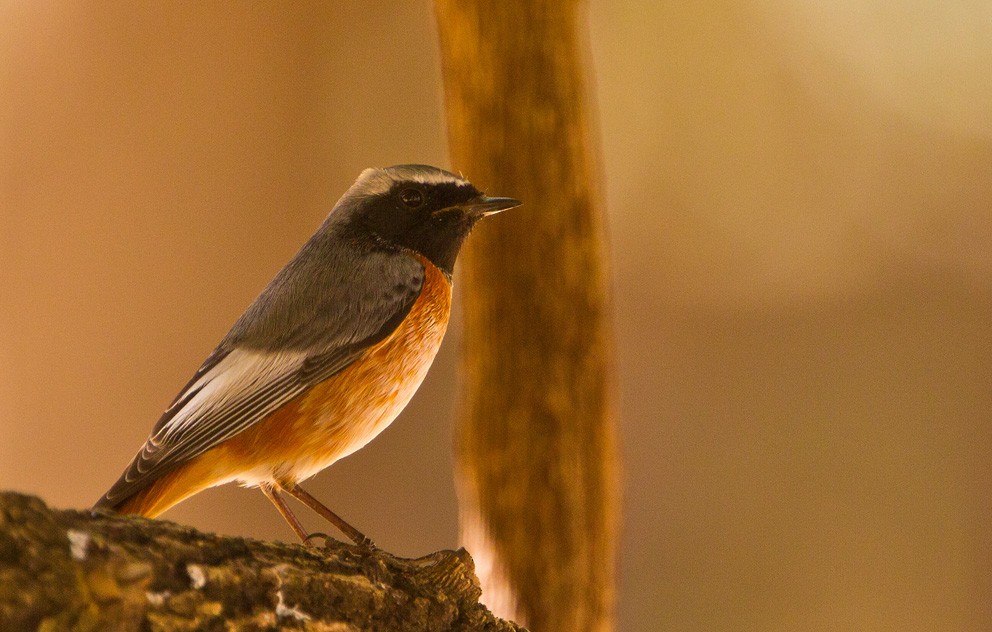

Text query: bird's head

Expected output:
[330,164,520,276]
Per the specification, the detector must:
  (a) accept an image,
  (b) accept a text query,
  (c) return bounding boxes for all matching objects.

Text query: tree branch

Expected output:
[0,492,524,631]
[435,1,619,630]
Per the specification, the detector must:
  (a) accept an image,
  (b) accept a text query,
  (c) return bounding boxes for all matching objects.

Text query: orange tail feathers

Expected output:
[99,448,234,518]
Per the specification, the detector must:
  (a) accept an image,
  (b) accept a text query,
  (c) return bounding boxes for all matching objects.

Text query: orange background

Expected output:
[2,2,990,630]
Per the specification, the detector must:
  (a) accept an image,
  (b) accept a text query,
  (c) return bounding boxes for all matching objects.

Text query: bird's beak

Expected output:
[464,195,521,218]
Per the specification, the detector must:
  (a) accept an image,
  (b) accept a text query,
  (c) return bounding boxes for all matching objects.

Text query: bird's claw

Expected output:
[302,531,332,547]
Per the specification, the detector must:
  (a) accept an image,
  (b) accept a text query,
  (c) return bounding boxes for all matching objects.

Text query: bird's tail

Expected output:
[93,456,221,518]
[92,486,161,517]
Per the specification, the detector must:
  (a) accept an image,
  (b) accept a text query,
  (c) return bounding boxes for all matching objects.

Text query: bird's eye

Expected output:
[399,188,424,208]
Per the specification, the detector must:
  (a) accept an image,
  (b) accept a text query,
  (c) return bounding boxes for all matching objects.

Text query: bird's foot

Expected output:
[301,531,334,547]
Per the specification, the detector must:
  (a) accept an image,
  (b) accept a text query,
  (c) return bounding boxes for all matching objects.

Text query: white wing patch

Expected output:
[157,349,306,442]
[120,349,311,483]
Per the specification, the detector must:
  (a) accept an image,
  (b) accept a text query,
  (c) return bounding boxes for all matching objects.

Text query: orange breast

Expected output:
[119,254,452,517]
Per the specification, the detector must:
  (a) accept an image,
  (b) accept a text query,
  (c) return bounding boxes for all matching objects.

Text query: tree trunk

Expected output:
[0,492,523,631]
[434,2,619,631]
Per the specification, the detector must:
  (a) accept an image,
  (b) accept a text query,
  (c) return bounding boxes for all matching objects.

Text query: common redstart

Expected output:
[94,164,519,546]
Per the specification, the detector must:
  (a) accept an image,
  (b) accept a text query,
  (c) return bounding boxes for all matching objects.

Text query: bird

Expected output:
[93,164,519,546]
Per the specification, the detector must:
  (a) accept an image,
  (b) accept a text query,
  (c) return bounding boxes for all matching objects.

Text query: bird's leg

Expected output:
[277,481,376,549]
[259,482,313,543]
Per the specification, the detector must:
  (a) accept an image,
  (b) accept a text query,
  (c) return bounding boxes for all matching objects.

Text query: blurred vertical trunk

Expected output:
[434,2,619,631]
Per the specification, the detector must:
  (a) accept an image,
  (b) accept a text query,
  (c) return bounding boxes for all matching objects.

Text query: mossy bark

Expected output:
[0,492,524,631]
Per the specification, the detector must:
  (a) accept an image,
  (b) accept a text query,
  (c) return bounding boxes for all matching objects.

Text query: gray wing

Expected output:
[96,247,424,510]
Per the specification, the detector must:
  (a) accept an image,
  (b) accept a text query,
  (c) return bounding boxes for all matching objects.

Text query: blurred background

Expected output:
[1,2,990,631]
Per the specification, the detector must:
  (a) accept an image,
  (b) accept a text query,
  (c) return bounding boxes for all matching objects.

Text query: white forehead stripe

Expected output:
[350,165,469,197]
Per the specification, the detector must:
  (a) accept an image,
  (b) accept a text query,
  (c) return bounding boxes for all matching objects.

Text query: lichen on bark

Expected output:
[0,492,523,631]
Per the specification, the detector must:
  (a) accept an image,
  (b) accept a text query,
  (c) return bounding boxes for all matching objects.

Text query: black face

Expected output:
[345,179,484,276]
